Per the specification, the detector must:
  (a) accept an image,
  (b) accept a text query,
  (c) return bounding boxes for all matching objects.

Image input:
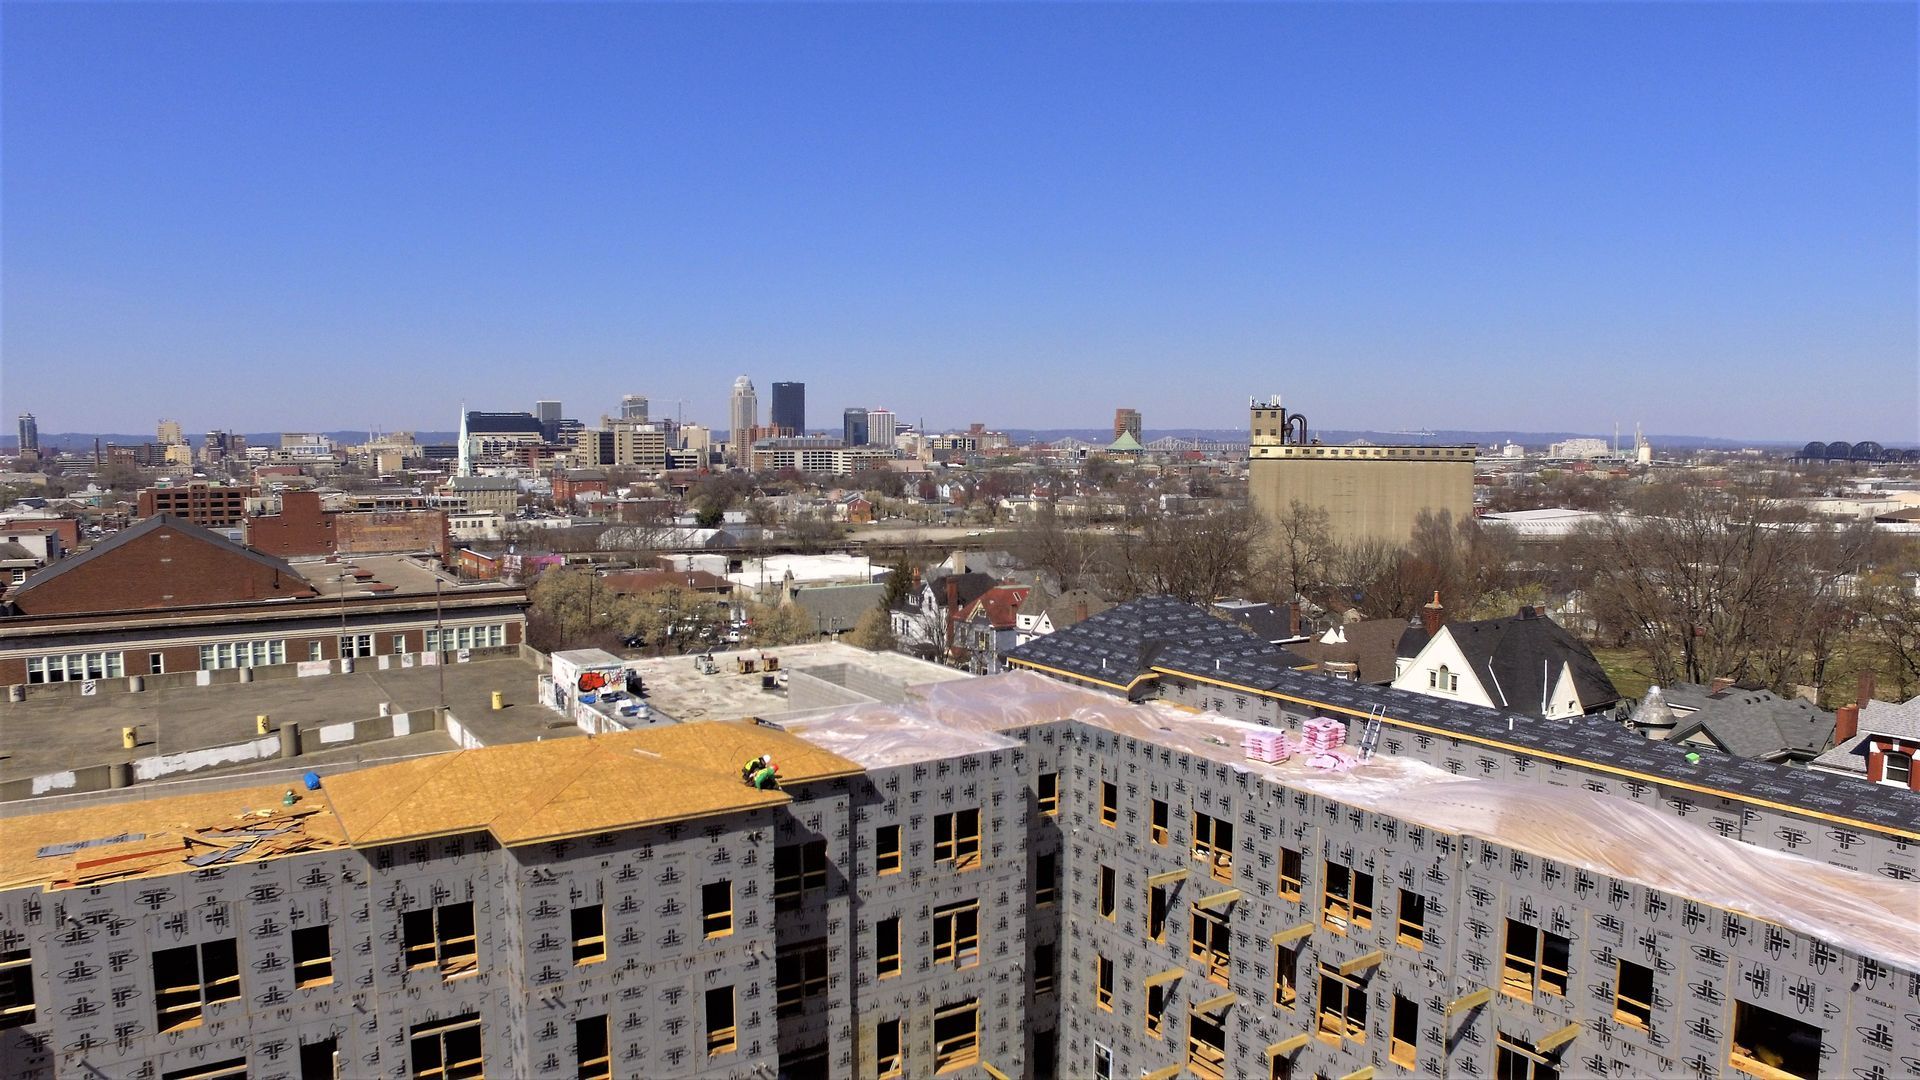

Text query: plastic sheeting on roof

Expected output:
[784,671,1920,971]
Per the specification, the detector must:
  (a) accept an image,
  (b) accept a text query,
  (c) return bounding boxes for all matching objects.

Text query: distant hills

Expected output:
[1,428,1892,455]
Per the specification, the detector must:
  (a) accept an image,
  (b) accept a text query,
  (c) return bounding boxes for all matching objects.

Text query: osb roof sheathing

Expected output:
[0,721,864,888]
[321,719,861,848]
[0,783,348,891]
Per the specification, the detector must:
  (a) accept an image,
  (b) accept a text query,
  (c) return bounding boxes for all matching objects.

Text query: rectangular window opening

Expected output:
[576,1015,611,1080]
[701,881,734,939]
[292,925,334,988]
[932,999,980,1073]
[876,824,902,875]
[876,916,902,979]
[933,809,982,871]
[571,904,605,965]
[933,899,981,969]
[1193,810,1234,883]
[1730,1000,1821,1080]
[705,986,737,1056]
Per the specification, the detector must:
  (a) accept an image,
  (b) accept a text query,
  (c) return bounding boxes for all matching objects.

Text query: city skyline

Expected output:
[4,4,1915,440]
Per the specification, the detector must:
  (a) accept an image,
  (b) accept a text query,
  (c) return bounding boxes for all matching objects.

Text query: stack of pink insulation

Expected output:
[1242,730,1290,763]
[1299,717,1347,752]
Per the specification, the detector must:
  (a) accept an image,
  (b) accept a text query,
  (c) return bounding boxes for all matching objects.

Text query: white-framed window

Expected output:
[308,641,323,661]
[392,634,407,655]
[1429,665,1458,692]
[198,639,286,671]
[339,634,374,658]
[1882,750,1913,787]
[25,651,124,683]
[425,624,506,652]
[1093,1042,1113,1080]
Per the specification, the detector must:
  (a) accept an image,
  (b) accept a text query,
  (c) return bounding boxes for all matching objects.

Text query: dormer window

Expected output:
[1429,665,1457,693]
[1882,750,1913,788]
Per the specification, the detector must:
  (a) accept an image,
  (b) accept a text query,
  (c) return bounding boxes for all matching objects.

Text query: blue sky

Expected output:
[4,3,1915,442]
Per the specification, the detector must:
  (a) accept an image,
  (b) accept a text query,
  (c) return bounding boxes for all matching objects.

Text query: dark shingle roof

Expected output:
[1443,610,1619,718]
[1142,647,1920,835]
[1004,596,1281,692]
[1667,690,1834,762]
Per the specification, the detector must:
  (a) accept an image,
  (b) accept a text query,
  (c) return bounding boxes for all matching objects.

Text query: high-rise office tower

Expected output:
[620,395,649,422]
[535,401,563,441]
[868,409,897,450]
[16,413,37,454]
[842,408,869,447]
[158,419,185,446]
[1113,408,1142,442]
[771,382,805,435]
[729,376,758,463]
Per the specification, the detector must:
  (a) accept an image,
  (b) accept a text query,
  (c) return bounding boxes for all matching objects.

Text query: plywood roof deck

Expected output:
[0,783,349,891]
[0,720,863,889]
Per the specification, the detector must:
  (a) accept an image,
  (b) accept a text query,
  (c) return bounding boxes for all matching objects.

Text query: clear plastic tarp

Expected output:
[783,671,1920,970]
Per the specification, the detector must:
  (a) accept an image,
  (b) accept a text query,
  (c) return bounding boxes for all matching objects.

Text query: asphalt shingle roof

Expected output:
[1013,595,1920,835]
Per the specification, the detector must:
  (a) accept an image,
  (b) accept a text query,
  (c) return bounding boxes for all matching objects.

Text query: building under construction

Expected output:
[0,598,1916,1080]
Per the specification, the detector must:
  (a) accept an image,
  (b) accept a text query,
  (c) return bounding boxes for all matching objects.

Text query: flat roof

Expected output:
[626,642,965,724]
[0,657,551,789]
[292,554,471,598]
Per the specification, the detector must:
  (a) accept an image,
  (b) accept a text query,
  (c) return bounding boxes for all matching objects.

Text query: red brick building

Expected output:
[9,515,314,616]
[247,491,448,559]
[136,483,252,527]
[0,517,528,686]
[552,469,609,507]
[245,490,336,557]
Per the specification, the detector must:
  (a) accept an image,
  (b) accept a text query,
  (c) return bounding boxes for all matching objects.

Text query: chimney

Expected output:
[946,578,958,609]
[1835,703,1859,744]
[1857,670,1876,709]
[1421,592,1445,638]
[1709,677,1735,695]
[1075,601,1089,622]
[1289,604,1301,637]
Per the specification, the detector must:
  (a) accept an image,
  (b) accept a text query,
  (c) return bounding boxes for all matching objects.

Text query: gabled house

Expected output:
[1391,596,1620,720]
[1810,691,1920,792]
[891,570,996,659]
[1013,585,1113,646]
[1287,617,1410,685]
[952,583,1031,672]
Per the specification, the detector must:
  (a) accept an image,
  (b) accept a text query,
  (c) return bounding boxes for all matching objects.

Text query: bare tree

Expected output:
[1568,482,1876,693]
[1259,499,1334,606]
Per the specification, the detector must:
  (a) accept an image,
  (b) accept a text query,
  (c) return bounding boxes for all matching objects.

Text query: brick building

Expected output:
[0,519,525,686]
[7,515,313,617]
[247,491,448,559]
[136,483,252,527]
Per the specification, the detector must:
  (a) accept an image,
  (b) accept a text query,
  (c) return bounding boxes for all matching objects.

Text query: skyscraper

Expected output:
[1113,408,1141,441]
[842,408,869,447]
[16,413,37,454]
[770,382,805,435]
[535,400,562,441]
[868,408,897,450]
[620,395,649,422]
[158,419,185,446]
[729,376,758,464]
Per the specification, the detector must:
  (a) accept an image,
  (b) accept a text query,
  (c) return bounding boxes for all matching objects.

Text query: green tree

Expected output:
[881,554,916,610]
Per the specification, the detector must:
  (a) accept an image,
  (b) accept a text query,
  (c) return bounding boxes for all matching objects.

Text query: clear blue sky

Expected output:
[4,2,1915,442]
